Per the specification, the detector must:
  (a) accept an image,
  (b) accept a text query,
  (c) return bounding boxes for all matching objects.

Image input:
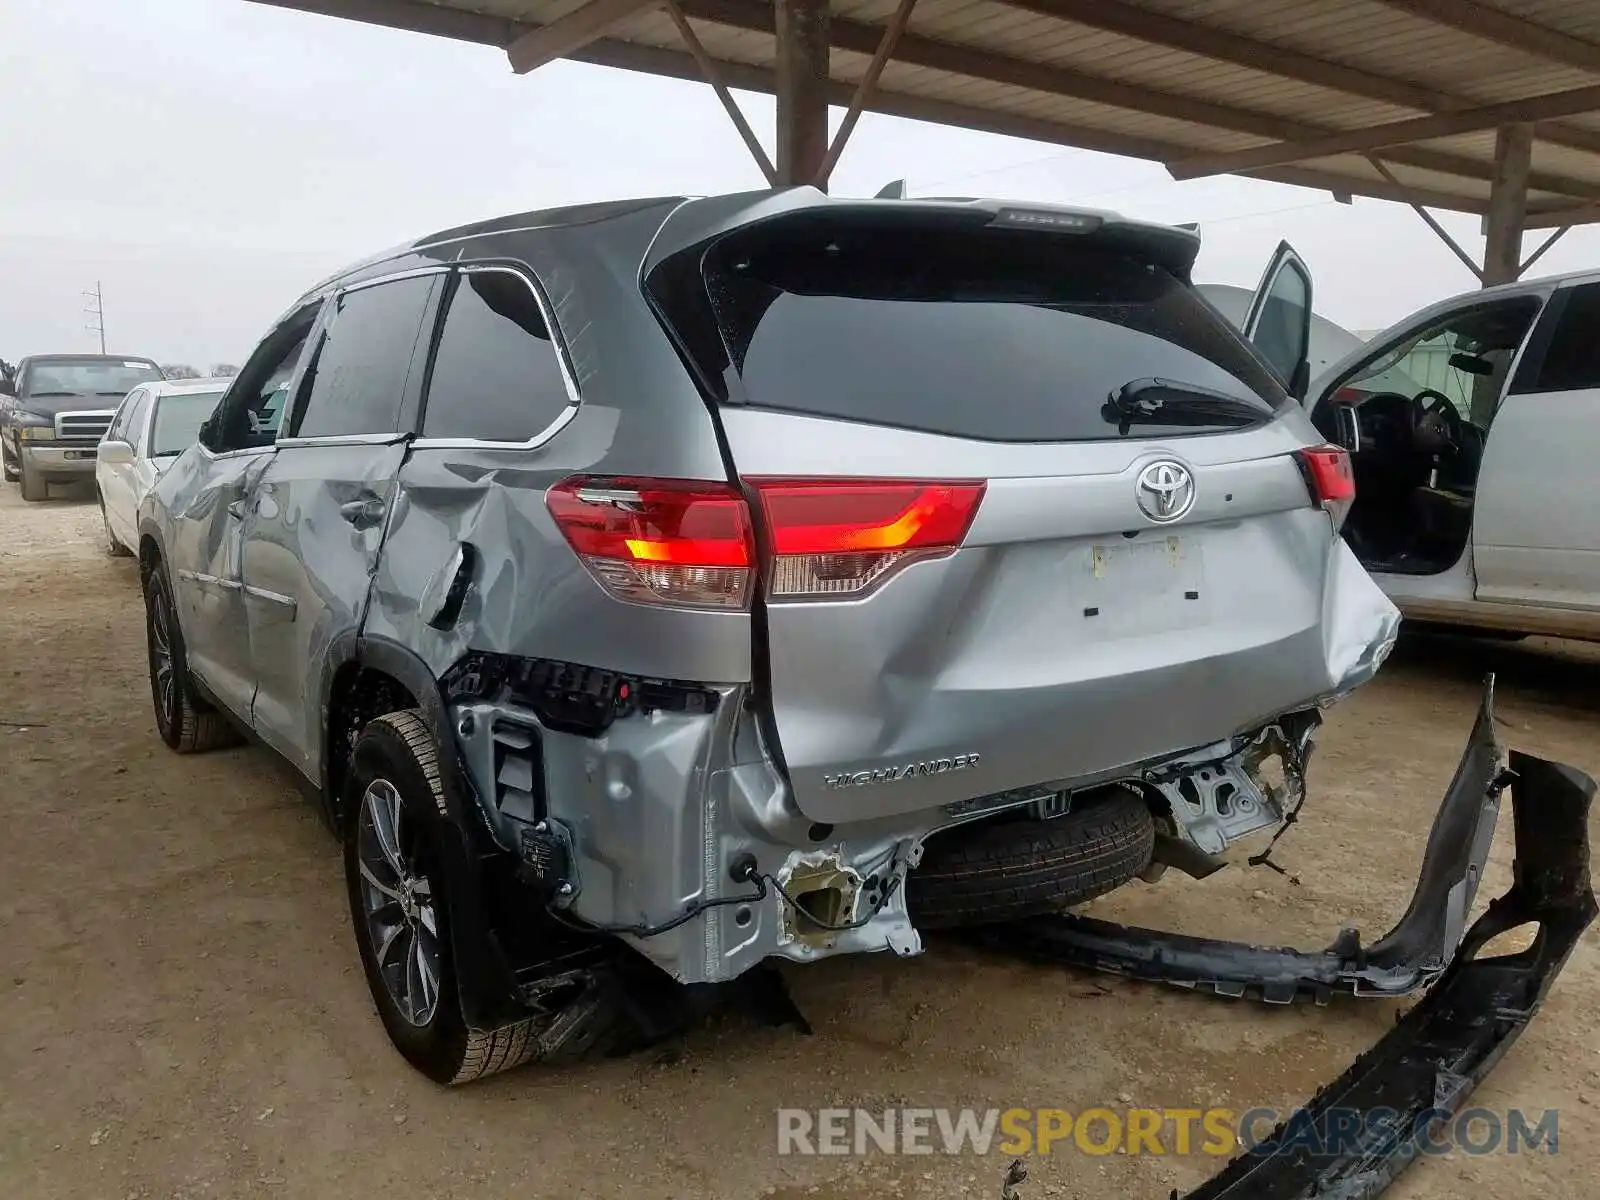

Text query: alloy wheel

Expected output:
[356,778,441,1027]
[149,589,176,727]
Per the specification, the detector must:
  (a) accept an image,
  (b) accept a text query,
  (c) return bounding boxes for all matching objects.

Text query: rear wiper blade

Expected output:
[1104,377,1264,433]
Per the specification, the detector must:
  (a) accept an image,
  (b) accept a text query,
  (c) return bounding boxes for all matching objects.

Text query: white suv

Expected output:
[96,378,228,558]
[1305,271,1600,641]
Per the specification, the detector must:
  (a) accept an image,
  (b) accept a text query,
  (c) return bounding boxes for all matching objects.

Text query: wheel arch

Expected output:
[320,635,435,832]
[136,522,167,586]
[330,634,527,1031]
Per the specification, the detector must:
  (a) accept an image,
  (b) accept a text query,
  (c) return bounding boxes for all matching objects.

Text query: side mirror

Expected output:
[0,379,14,398]
[97,439,136,466]
[197,415,218,451]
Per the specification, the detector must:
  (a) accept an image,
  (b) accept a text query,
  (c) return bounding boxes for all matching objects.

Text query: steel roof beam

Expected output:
[246,0,1566,215]
[681,0,1600,200]
[996,0,1600,158]
[506,0,663,73]
[1525,202,1600,228]
[1373,0,1600,74]
[569,36,1493,213]
[1169,83,1600,179]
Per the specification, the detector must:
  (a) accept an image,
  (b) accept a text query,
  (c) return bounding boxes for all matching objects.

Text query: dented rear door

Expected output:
[240,272,439,778]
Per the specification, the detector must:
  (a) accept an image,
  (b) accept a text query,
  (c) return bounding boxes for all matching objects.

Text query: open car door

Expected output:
[1242,240,1315,400]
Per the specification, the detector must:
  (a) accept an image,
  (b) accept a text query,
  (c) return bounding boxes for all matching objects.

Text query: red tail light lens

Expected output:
[1297,446,1356,505]
[546,477,755,610]
[749,479,986,600]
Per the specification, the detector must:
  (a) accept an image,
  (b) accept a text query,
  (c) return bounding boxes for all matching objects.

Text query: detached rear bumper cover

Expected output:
[1182,749,1594,1199]
[986,681,1547,1003]
[984,678,1596,1198]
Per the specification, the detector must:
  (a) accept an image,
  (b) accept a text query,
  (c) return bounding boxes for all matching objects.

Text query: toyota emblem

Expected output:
[1135,460,1196,523]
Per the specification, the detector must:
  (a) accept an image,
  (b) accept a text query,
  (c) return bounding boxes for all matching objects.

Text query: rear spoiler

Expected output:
[983,678,1596,1198]
[639,188,1202,282]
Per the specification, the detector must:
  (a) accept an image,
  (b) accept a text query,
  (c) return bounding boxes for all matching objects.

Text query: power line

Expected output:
[82,281,105,354]
[1198,198,1341,226]
[906,147,1087,192]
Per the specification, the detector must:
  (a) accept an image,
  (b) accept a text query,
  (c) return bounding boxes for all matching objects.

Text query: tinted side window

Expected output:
[421,269,573,442]
[1251,260,1311,387]
[125,392,154,444]
[292,276,436,439]
[211,305,320,453]
[109,390,143,440]
[1531,283,1600,392]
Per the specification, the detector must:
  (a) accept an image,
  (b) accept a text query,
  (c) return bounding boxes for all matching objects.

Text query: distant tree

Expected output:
[210,363,240,378]
[163,363,201,379]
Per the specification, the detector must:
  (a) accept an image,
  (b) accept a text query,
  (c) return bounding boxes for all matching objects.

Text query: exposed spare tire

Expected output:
[906,786,1156,929]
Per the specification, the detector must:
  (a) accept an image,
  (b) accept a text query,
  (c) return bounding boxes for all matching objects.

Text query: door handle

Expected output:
[340,496,386,528]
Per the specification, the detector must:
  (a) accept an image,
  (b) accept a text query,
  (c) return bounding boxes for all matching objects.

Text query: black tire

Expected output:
[101,498,132,557]
[144,566,238,753]
[907,787,1156,929]
[344,710,550,1085]
[18,455,47,502]
[0,442,16,483]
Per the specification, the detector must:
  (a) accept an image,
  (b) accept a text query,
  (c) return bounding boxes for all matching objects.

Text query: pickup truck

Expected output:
[0,354,165,500]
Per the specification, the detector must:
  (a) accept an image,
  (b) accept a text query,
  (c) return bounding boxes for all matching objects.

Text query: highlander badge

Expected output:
[824,753,981,789]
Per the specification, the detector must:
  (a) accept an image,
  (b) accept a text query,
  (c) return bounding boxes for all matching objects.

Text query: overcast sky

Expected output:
[4,0,1599,367]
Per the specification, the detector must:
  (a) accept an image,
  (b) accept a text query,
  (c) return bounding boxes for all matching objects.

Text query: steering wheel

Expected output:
[1407,388,1462,455]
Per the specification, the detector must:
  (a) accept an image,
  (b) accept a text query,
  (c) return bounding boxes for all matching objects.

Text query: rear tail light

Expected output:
[1296,445,1356,526]
[749,479,986,600]
[546,477,755,610]
[1297,446,1355,503]
[547,476,987,609]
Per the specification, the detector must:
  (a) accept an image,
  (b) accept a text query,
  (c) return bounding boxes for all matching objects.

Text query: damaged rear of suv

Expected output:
[144,190,1466,1093]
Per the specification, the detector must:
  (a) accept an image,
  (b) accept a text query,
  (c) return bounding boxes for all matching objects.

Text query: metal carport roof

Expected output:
[250,0,1600,282]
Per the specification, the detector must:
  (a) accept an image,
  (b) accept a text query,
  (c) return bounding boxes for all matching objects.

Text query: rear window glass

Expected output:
[24,359,163,397]
[651,216,1286,442]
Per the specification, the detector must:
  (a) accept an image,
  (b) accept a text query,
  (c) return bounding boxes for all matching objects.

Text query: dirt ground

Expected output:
[1,481,1596,1200]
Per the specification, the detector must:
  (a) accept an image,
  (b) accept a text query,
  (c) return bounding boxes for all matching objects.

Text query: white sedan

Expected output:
[96,378,228,557]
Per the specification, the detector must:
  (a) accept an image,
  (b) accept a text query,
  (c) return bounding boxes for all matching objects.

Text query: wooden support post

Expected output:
[1368,156,1483,281]
[664,0,777,183]
[1520,225,1571,277]
[814,0,917,186]
[775,0,831,187]
[1482,123,1532,287]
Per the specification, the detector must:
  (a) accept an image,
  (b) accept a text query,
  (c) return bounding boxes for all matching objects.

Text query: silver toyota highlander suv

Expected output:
[137,189,1398,1083]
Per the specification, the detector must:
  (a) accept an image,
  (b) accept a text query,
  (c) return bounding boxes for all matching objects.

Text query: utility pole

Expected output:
[83,281,106,354]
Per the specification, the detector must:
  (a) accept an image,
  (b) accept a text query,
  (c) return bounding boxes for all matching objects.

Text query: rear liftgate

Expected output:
[982,678,1596,1199]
